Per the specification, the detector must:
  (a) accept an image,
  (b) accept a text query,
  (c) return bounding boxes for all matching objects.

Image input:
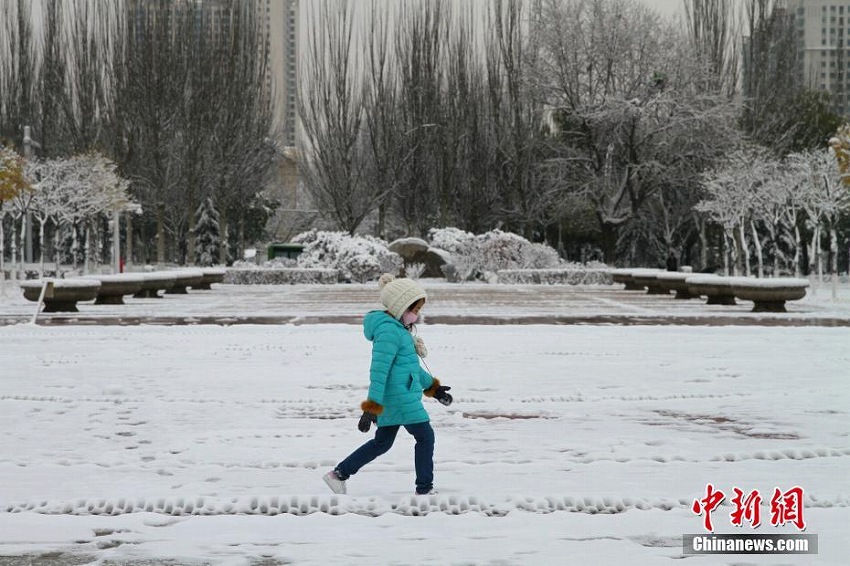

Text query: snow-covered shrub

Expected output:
[293,230,402,283]
[427,227,474,254]
[433,229,561,281]
[475,230,560,271]
[224,267,338,285]
[498,263,613,285]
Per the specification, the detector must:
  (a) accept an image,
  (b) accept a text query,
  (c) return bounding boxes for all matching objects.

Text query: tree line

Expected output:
[0,0,277,269]
[300,0,849,274]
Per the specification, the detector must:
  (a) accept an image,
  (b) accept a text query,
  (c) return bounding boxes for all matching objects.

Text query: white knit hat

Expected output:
[379,274,427,320]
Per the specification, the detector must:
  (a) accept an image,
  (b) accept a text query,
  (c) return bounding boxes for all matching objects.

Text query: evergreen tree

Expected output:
[194,197,220,266]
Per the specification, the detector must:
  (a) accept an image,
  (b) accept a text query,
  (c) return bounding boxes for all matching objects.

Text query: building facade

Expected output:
[267,0,299,149]
[789,0,850,114]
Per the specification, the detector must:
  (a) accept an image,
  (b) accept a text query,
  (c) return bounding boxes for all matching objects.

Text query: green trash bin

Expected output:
[267,243,304,261]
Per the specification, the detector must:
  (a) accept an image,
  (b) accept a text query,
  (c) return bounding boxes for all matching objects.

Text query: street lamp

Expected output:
[22,126,41,265]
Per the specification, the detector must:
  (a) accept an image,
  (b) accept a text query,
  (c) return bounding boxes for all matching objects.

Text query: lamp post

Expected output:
[116,203,143,272]
[22,126,40,265]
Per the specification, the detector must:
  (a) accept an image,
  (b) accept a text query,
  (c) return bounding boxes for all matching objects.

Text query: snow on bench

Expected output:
[20,278,101,313]
[611,268,645,291]
[685,275,737,306]
[165,268,205,294]
[729,277,810,313]
[86,274,146,305]
[629,268,670,295]
[654,272,698,300]
[193,267,227,290]
[133,272,178,298]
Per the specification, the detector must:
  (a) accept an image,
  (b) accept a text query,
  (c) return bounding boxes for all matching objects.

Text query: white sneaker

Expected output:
[415,489,438,496]
[323,470,346,494]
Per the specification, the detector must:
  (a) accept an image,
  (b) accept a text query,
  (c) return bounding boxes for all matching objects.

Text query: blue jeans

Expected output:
[336,421,435,494]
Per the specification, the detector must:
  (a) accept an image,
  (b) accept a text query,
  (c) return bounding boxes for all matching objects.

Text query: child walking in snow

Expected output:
[323,274,453,496]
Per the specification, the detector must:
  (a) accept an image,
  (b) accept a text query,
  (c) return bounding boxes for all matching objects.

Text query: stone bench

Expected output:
[611,269,645,291]
[165,269,205,294]
[192,267,227,290]
[655,272,698,299]
[630,269,670,295]
[685,275,736,305]
[20,279,101,313]
[729,277,809,313]
[87,274,146,305]
[133,272,178,298]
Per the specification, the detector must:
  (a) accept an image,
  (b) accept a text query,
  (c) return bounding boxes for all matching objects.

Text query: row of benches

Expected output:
[612,269,810,313]
[20,268,226,313]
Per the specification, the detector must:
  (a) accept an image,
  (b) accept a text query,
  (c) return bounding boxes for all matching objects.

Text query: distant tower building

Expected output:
[787,0,850,115]
[266,0,301,240]
[268,0,299,148]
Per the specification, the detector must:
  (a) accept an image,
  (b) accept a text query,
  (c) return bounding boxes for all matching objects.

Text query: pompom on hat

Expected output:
[379,273,427,320]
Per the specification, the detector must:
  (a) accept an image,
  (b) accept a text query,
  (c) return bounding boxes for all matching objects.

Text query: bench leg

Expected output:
[42,301,79,313]
[133,290,162,299]
[751,300,786,313]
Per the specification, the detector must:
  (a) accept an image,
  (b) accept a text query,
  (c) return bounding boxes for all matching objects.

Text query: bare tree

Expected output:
[533,0,739,263]
[740,0,803,154]
[486,0,548,239]
[298,0,375,235]
[685,0,739,98]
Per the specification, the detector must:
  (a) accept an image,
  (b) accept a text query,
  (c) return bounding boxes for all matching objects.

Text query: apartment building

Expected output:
[789,0,850,114]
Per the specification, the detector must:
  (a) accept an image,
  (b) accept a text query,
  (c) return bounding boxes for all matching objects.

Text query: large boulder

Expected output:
[388,238,447,278]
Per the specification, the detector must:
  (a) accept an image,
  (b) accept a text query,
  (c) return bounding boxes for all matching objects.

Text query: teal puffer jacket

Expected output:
[363,310,435,426]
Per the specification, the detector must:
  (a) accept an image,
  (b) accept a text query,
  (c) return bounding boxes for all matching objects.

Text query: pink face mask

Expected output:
[401,310,419,326]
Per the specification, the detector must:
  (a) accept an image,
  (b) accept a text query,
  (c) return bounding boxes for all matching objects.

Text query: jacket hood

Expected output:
[363,309,403,341]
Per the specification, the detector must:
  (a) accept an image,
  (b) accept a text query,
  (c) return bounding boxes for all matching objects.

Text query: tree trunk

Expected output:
[738,222,750,276]
[157,202,166,267]
[19,213,27,271]
[126,213,134,268]
[793,224,802,278]
[38,219,45,277]
[72,223,79,270]
[830,223,838,299]
[219,208,228,266]
[54,222,60,274]
[697,219,708,272]
[600,223,617,266]
[187,206,196,267]
[750,219,763,277]
[84,222,92,274]
[814,226,823,283]
[238,212,245,263]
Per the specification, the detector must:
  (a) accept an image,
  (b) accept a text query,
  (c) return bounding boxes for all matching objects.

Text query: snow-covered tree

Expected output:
[533,0,740,262]
[788,149,850,290]
[25,153,134,271]
[194,197,221,266]
[25,159,65,275]
[0,146,32,280]
[696,147,772,275]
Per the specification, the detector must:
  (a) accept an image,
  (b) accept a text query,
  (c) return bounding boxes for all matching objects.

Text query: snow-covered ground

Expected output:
[0,281,848,564]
